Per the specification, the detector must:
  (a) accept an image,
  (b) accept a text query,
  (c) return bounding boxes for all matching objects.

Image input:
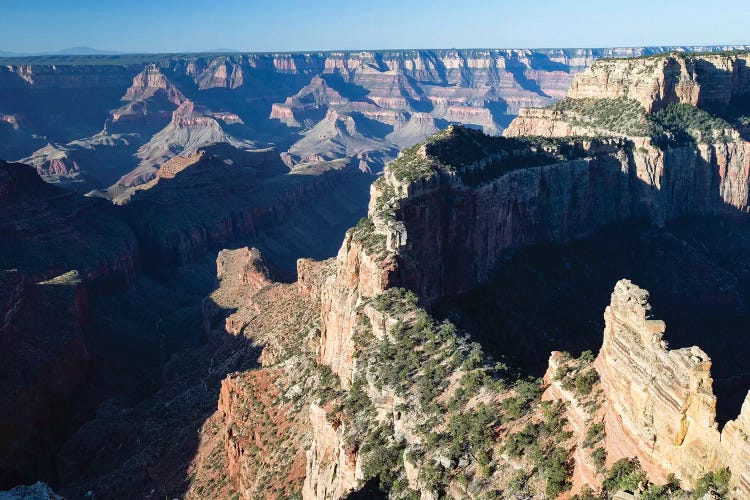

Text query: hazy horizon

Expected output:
[1,0,749,54]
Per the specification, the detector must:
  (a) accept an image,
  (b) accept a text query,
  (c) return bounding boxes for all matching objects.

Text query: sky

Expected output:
[1,0,749,54]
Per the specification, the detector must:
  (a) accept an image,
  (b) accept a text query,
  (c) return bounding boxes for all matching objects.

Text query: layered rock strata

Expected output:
[4,46,747,191]
[544,280,750,496]
[14,49,750,499]
[0,161,137,285]
[0,161,140,487]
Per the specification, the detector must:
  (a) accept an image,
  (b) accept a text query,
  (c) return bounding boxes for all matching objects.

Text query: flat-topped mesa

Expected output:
[506,52,750,215]
[565,52,750,113]
[374,125,745,301]
[507,52,750,138]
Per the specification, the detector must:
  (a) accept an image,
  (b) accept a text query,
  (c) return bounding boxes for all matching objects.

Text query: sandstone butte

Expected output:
[167,51,750,499]
[7,50,750,499]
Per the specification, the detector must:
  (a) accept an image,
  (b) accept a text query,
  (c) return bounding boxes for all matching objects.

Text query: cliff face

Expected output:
[722,393,750,494]
[111,63,186,123]
[0,161,138,285]
[13,50,750,499]
[594,280,723,484]
[0,161,139,487]
[565,53,750,113]
[505,53,750,219]
[541,280,750,496]
[0,270,89,487]
[302,403,359,500]
[309,51,750,493]
[319,231,397,387]
[318,120,748,358]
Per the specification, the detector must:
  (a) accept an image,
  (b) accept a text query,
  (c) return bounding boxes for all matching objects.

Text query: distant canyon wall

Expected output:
[2,46,749,192]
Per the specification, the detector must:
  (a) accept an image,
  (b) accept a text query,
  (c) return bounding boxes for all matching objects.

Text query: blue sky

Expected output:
[1,0,748,53]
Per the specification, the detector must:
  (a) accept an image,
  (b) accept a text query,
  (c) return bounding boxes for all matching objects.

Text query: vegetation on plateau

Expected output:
[387,125,599,188]
[551,97,655,136]
[549,96,739,146]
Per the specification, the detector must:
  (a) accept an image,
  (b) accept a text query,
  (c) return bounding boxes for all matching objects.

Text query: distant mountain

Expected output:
[0,46,121,57]
[53,46,122,55]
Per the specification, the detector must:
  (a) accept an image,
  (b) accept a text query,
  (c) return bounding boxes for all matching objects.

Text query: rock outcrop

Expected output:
[505,53,750,218]
[317,113,750,386]
[0,482,63,500]
[594,280,723,485]
[302,403,359,500]
[0,161,139,487]
[310,65,750,491]
[111,63,186,123]
[319,229,397,387]
[722,393,750,494]
[543,280,750,496]
[8,49,750,499]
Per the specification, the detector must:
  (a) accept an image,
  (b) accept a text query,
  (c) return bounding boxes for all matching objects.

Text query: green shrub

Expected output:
[445,403,497,462]
[642,473,683,499]
[373,288,419,314]
[504,423,539,458]
[350,217,387,255]
[652,103,732,145]
[541,401,572,442]
[694,468,731,499]
[571,485,604,500]
[591,447,607,472]
[418,460,447,493]
[359,424,405,492]
[551,97,653,136]
[578,349,596,366]
[583,422,605,448]
[603,457,648,493]
[537,446,572,497]
[388,144,437,182]
[554,364,572,381]
[508,470,528,492]
[574,369,600,396]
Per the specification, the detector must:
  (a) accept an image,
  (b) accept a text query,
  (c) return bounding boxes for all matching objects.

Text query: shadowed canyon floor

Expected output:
[436,216,750,425]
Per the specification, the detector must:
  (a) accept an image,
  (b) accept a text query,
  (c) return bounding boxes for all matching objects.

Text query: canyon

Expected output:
[203,51,750,498]
[4,47,750,500]
[1,46,747,193]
